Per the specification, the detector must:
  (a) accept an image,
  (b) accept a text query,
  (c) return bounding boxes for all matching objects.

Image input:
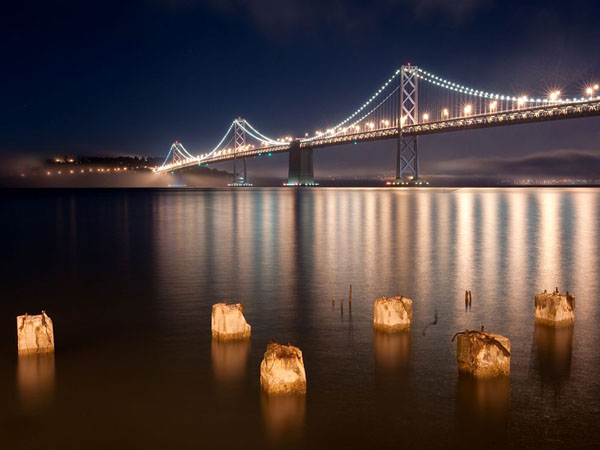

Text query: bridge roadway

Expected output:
[157,99,600,172]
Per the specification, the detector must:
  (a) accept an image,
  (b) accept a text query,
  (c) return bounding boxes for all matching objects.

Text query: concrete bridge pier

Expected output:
[286,141,316,186]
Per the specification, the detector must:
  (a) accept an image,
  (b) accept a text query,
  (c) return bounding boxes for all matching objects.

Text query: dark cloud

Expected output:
[430,149,600,177]
[398,0,491,20]
[159,0,491,35]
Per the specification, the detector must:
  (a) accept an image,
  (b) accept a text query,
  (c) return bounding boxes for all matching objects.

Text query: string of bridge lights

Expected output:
[301,69,401,142]
[196,120,237,161]
[237,119,286,146]
[417,68,600,104]
[347,85,400,131]
[176,143,196,159]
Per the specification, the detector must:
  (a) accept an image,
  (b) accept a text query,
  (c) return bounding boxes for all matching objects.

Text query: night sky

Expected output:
[2,0,600,179]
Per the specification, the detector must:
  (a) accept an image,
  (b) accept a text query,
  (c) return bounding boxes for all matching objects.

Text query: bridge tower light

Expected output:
[489,101,497,112]
[464,104,472,116]
[442,108,449,119]
[422,113,429,122]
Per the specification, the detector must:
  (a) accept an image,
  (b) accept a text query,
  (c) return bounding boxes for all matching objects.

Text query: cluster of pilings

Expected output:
[16,287,575,396]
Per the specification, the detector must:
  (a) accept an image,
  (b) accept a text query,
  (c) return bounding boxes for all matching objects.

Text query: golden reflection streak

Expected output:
[277,191,297,331]
[17,353,55,413]
[481,191,498,312]
[261,393,306,443]
[534,323,573,390]
[573,190,597,319]
[536,191,563,290]
[436,191,451,297]
[211,339,250,387]
[456,191,475,305]
[235,190,256,286]
[506,190,527,324]
[414,191,431,300]
[364,190,377,286]
[396,191,410,289]
[374,329,411,376]
[379,191,393,287]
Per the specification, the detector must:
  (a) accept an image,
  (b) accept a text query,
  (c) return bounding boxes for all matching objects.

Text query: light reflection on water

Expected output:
[0,187,599,449]
[17,353,55,413]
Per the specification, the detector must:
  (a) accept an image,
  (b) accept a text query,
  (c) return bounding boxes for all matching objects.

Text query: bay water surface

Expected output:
[1,188,599,449]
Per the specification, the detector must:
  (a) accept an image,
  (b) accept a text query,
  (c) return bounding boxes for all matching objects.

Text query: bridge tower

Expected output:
[287,141,315,186]
[395,64,419,182]
[232,119,249,186]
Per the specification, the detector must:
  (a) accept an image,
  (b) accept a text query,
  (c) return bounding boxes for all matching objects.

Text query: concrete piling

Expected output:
[534,289,575,327]
[373,295,413,331]
[211,302,251,340]
[452,328,511,377]
[17,312,55,355]
[260,341,307,395]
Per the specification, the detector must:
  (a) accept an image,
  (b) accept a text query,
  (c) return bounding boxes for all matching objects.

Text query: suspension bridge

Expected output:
[153,64,600,185]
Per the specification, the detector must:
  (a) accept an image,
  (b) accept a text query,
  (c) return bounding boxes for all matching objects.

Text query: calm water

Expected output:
[1,188,599,449]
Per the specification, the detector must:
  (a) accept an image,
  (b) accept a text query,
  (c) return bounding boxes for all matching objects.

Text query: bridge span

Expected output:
[154,65,600,185]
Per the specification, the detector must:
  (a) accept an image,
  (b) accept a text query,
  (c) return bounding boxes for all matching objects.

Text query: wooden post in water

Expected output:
[349,285,352,313]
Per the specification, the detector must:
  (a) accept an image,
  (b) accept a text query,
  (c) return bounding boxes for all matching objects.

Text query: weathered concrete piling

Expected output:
[17,312,55,355]
[260,341,307,395]
[373,296,413,331]
[534,288,575,327]
[453,328,511,377]
[211,303,251,340]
